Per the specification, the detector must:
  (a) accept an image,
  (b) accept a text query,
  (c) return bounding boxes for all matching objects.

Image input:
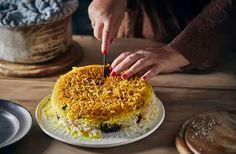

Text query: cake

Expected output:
[47,65,159,139]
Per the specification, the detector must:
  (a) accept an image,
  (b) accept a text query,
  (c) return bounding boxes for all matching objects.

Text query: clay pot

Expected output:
[0,16,73,64]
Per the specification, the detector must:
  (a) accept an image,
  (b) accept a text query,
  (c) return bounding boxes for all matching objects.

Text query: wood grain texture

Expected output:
[0,36,235,154]
[0,36,235,89]
[0,41,82,77]
[73,36,236,90]
[176,119,193,154]
[176,111,236,154]
[185,111,236,154]
[0,79,236,154]
[0,16,72,63]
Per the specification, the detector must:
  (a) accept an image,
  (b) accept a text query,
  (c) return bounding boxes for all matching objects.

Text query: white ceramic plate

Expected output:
[36,95,165,148]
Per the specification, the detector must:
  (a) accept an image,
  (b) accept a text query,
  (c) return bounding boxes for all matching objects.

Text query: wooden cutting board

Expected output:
[176,110,236,154]
[0,41,82,77]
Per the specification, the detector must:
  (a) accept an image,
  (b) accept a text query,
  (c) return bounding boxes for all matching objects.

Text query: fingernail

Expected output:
[109,67,112,71]
[121,73,128,79]
[110,71,116,76]
[141,76,147,81]
[110,38,113,44]
[102,49,108,55]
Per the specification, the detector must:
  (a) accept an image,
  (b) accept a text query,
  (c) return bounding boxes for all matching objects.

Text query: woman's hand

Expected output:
[110,46,190,81]
[88,0,126,54]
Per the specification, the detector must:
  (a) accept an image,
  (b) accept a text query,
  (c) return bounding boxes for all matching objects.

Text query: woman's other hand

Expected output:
[88,0,126,54]
[110,46,190,81]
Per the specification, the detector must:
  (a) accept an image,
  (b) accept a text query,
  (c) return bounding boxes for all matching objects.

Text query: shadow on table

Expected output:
[0,124,53,154]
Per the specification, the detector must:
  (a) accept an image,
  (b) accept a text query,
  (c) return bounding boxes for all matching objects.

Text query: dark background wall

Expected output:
[72,0,93,35]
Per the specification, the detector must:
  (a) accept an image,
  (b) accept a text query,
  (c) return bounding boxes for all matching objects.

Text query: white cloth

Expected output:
[0,0,78,27]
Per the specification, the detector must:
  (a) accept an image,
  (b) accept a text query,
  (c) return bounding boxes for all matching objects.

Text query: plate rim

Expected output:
[36,95,165,148]
[0,98,33,148]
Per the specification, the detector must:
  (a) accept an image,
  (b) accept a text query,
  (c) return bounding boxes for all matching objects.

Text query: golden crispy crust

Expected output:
[51,65,152,122]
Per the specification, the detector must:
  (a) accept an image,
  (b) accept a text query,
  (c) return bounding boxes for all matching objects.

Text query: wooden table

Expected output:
[0,36,236,154]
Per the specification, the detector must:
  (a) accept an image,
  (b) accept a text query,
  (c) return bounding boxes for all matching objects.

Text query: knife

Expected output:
[102,52,109,78]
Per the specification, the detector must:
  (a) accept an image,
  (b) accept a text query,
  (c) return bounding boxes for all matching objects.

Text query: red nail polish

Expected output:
[121,74,128,79]
[141,76,147,81]
[109,67,112,71]
[102,49,108,55]
[110,71,116,76]
[110,38,113,44]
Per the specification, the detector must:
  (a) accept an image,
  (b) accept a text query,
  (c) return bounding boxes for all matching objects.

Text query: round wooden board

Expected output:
[0,41,83,77]
[176,110,236,154]
[175,119,193,154]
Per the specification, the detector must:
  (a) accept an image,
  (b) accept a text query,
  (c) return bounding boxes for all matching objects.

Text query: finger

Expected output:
[93,22,103,40]
[110,51,132,69]
[121,58,153,79]
[101,21,113,54]
[136,66,152,77]
[111,53,143,76]
[141,65,161,81]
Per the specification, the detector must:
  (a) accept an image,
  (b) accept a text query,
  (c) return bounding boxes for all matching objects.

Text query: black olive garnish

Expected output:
[137,115,142,123]
[62,105,67,110]
[100,123,121,133]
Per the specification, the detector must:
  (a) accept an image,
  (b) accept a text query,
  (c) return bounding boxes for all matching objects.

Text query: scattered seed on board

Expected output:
[190,117,222,142]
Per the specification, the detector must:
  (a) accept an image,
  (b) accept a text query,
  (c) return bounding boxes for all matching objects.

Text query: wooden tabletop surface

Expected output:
[0,36,236,154]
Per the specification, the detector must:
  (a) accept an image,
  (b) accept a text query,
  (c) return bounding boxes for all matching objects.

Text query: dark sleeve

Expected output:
[169,0,236,69]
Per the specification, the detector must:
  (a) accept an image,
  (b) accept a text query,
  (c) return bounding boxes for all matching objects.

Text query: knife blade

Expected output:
[102,54,109,78]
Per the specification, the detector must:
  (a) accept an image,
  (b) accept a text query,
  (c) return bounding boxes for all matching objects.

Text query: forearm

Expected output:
[169,0,236,69]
